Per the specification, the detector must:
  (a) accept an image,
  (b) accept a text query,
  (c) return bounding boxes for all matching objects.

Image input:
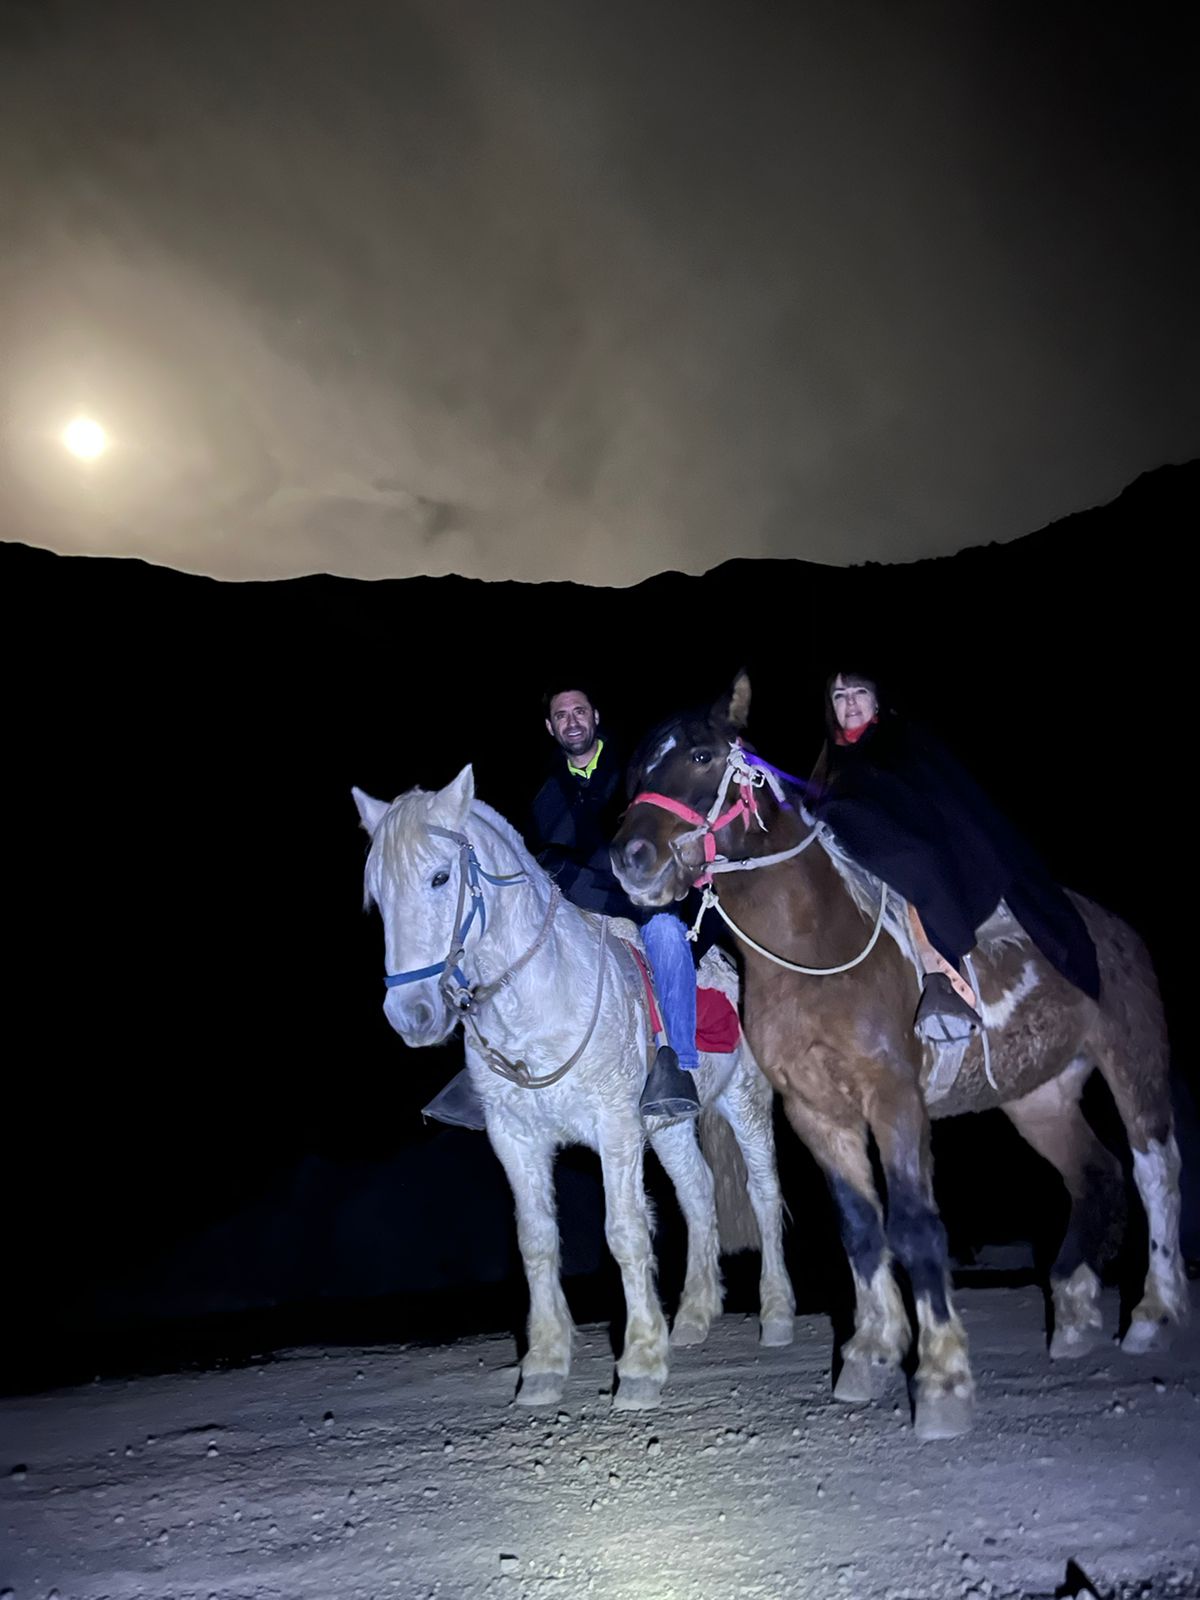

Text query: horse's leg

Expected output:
[486,1123,573,1406]
[1084,926,1189,1351]
[598,1121,671,1410]
[1121,1130,1190,1350]
[872,1083,975,1440]
[1091,1053,1189,1353]
[1000,1059,1124,1359]
[714,1072,795,1347]
[779,1094,907,1400]
[648,1121,723,1347]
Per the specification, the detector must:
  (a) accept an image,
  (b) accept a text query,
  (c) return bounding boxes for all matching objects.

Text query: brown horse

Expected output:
[610,673,1187,1440]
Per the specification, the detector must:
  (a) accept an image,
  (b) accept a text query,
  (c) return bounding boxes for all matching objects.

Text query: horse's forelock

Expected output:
[363,789,541,910]
[363,788,437,908]
[627,721,666,796]
[628,705,720,796]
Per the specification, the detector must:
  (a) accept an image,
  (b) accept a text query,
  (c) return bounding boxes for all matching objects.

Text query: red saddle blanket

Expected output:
[695,986,741,1054]
[624,943,741,1055]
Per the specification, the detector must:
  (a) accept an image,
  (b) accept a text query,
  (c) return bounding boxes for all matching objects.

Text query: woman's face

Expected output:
[831,674,878,734]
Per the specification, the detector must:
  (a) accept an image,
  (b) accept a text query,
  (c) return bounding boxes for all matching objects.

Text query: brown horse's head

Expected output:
[610,673,754,906]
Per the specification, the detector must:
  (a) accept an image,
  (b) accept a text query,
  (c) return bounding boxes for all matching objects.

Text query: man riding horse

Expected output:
[425,681,705,1126]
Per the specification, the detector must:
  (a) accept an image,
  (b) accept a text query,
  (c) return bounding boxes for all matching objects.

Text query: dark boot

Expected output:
[639,1046,700,1123]
[422,1066,487,1130]
[914,971,981,1044]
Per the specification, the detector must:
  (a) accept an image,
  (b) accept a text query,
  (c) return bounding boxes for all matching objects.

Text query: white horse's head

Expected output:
[353,764,482,1048]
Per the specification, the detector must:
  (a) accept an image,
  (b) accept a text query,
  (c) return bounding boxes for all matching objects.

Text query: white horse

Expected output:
[353,765,795,1410]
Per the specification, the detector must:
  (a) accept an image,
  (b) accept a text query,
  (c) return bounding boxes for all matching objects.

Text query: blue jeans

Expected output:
[642,912,699,1072]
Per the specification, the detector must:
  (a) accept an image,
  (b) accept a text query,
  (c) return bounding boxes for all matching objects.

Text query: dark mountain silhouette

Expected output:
[3,458,1195,1388]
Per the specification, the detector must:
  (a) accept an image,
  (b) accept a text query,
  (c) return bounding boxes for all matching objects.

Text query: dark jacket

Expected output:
[527,741,641,920]
[812,714,1100,999]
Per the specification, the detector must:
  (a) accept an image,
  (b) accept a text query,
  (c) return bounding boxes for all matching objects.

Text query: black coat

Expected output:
[527,741,641,920]
[813,715,1100,999]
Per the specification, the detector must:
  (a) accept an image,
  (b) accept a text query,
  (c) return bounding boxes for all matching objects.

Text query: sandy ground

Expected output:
[3,1283,1199,1600]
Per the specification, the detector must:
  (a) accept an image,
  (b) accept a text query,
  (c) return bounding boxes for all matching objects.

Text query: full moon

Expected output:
[62,416,109,460]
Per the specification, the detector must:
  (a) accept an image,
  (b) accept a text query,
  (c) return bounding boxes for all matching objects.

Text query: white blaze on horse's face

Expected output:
[354,766,476,1048]
[644,733,677,774]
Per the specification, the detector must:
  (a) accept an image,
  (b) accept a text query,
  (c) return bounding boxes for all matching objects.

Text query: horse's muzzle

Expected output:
[610,836,682,907]
[384,985,457,1047]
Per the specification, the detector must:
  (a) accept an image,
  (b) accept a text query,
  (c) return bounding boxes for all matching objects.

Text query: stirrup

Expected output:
[421,1066,487,1131]
[639,1046,700,1123]
[914,972,981,1044]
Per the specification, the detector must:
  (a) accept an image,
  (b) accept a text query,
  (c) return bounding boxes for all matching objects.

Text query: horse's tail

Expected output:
[699,1109,761,1254]
[696,946,764,1255]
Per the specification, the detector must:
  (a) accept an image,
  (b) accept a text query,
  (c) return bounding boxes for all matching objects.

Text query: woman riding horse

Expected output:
[610,672,1185,1439]
[811,670,1100,1043]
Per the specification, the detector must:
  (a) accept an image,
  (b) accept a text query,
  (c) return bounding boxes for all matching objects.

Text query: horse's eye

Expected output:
[692,749,712,765]
[431,869,450,889]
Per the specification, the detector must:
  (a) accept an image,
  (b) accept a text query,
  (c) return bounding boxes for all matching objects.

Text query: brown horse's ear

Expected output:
[727,670,752,730]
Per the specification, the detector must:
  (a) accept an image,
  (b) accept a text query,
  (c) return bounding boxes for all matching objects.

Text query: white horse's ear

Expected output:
[352,786,390,837]
[434,764,476,825]
[721,670,752,730]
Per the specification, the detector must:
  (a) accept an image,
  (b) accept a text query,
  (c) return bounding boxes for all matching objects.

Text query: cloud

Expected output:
[1,0,1197,581]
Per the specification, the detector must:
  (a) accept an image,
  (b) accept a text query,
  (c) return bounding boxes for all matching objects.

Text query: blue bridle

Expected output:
[382,824,528,999]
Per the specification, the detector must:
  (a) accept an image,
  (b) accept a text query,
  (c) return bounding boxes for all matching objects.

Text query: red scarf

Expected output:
[834,715,878,746]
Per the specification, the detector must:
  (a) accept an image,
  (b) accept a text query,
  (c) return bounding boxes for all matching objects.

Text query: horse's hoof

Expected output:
[669,1319,709,1348]
[1049,1322,1104,1361]
[613,1376,663,1411]
[1121,1315,1173,1356]
[516,1372,566,1407]
[760,1316,795,1349]
[833,1353,896,1404]
[913,1387,975,1442]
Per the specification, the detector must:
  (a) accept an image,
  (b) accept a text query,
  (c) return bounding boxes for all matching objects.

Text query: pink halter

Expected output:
[629,779,761,888]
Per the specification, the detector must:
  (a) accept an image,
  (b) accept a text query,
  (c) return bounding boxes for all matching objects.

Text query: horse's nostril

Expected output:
[411,1001,434,1031]
[624,838,653,875]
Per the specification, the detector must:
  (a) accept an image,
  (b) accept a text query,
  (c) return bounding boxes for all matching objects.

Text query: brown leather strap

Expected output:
[906,904,978,1011]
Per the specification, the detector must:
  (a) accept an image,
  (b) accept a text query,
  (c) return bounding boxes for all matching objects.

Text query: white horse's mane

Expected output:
[468,798,543,877]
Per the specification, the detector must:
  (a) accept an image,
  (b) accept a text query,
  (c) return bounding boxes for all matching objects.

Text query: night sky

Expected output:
[2,1,1198,581]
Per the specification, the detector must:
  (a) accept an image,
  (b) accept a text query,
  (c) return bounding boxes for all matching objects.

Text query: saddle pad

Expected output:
[624,941,741,1054]
[697,985,740,1054]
